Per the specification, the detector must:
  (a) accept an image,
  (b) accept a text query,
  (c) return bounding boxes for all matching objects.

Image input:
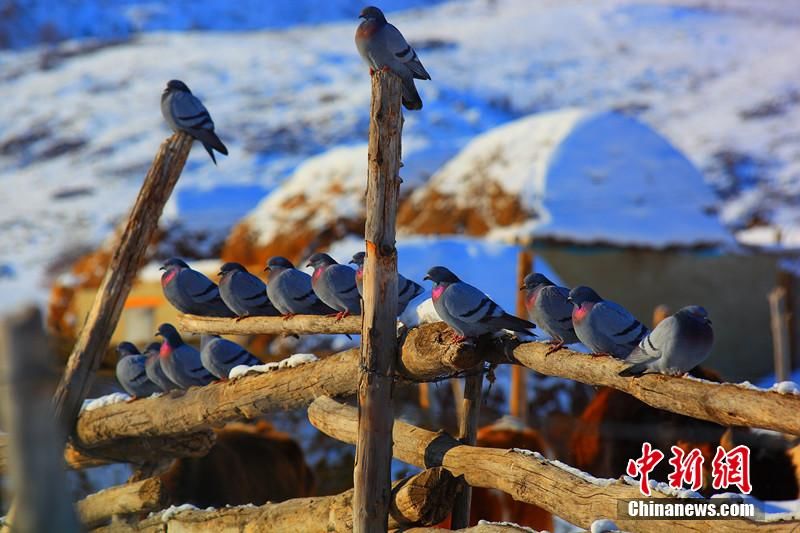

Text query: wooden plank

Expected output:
[354,69,404,532]
[52,132,195,435]
[510,248,532,423]
[769,286,791,382]
[77,477,166,528]
[178,313,362,335]
[450,373,483,528]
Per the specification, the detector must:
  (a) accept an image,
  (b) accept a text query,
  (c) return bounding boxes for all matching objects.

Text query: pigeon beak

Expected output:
[706,318,713,325]
[519,285,526,291]
[154,332,161,337]
[306,262,312,268]
[264,265,271,272]
[159,266,166,271]
[423,274,431,281]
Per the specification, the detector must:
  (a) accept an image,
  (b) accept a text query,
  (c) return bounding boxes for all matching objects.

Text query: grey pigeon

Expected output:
[143,341,179,392]
[200,334,261,380]
[161,79,228,164]
[568,286,648,358]
[355,6,430,110]
[350,251,424,314]
[307,253,361,320]
[115,342,161,398]
[424,266,535,342]
[264,256,335,317]
[521,273,579,354]
[155,323,214,389]
[218,262,279,320]
[160,258,234,317]
[619,306,713,377]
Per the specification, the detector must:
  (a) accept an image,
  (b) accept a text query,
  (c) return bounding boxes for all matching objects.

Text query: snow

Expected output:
[590,519,619,533]
[159,503,199,522]
[4,0,800,315]
[228,353,318,379]
[81,392,130,412]
[621,476,702,499]
[477,521,538,533]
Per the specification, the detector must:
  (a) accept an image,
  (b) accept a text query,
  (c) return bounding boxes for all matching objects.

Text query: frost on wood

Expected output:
[81,393,131,412]
[228,353,318,379]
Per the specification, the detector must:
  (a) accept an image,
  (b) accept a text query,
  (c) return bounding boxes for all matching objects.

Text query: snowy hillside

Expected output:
[1,0,800,311]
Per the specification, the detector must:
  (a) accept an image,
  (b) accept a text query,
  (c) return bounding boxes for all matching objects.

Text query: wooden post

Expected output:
[450,373,483,529]
[652,304,670,327]
[353,70,403,532]
[51,132,194,435]
[0,307,80,533]
[510,248,533,424]
[777,269,797,370]
[769,286,791,382]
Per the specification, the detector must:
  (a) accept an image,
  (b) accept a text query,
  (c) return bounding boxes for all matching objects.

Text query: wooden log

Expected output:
[355,69,404,533]
[308,396,798,533]
[93,468,457,533]
[769,287,791,382]
[178,313,362,335]
[510,248,532,424]
[402,526,544,533]
[0,307,80,533]
[510,341,800,435]
[73,323,800,450]
[451,373,483,529]
[52,132,195,435]
[77,477,167,528]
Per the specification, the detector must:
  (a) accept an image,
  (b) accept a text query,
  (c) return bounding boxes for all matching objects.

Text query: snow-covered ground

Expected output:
[1,0,800,312]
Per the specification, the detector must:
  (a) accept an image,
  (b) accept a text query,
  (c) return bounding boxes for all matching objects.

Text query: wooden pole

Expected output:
[769,286,791,382]
[450,373,483,529]
[652,304,670,327]
[178,313,362,335]
[0,307,80,533]
[52,132,194,436]
[777,269,797,370]
[354,69,404,533]
[510,249,532,424]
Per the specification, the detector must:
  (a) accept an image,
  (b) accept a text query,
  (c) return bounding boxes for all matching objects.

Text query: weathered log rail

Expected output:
[77,477,167,528]
[308,396,800,533]
[177,313,363,335]
[91,468,457,532]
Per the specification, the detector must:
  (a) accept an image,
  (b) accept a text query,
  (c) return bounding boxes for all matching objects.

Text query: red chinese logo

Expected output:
[627,442,751,496]
[711,445,752,494]
[626,442,664,496]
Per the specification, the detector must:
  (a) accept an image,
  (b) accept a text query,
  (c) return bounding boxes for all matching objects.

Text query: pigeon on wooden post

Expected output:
[568,286,648,358]
[307,253,361,321]
[264,256,335,318]
[521,273,579,354]
[218,262,279,321]
[161,79,228,164]
[160,258,234,317]
[155,323,214,389]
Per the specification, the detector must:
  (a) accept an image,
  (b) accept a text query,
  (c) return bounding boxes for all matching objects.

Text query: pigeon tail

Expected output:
[618,363,648,377]
[487,313,536,333]
[401,78,423,111]
[191,129,228,164]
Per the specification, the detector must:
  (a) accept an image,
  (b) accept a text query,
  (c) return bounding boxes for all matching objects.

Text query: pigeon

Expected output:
[155,323,214,389]
[520,273,579,354]
[143,341,179,392]
[200,334,262,380]
[424,266,535,342]
[307,253,361,320]
[619,305,714,377]
[349,251,424,314]
[264,256,335,318]
[115,342,161,399]
[568,286,648,358]
[160,258,234,317]
[161,79,228,164]
[218,262,279,320]
[355,6,431,110]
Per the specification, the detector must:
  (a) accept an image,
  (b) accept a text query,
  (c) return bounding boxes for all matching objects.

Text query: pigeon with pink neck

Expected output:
[156,323,214,389]
[568,286,647,358]
[521,273,579,355]
[424,266,535,343]
[307,253,361,321]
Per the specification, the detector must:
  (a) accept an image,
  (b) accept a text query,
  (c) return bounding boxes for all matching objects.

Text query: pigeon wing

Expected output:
[231,272,270,307]
[177,268,222,304]
[590,300,648,345]
[442,282,502,324]
[383,24,430,80]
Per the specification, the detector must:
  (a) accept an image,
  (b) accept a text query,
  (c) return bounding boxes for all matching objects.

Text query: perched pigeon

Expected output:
[307,253,361,320]
[568,286,648,358]
[155,323,214,389]
[161,79,228,164]
[160,258,234,317]
[264,256,334,318]
[115,342,161,398]
[349,251,424,314]
[424,266,535,342]
[355,6,431,110]
[218,262,279,320]
[619,306,714,377]
[143,341,179,392]
[200,334,261,380]
[521,273,579,353]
